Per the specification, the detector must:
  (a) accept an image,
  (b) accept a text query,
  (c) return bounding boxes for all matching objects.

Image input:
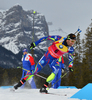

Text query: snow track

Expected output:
[0,88,80,100]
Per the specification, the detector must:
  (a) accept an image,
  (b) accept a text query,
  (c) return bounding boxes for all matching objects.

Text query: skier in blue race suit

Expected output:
[13,33,76,92]
[31,34,75,93]
[20,49,36,89]
[51,56,65,89]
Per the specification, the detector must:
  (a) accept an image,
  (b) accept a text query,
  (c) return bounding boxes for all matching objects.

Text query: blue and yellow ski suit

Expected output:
[33,35,74,84]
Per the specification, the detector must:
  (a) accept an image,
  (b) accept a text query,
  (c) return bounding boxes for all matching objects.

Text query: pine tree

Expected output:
[68,32,83,88]
[82,22,92,85]
[2,70,9,86]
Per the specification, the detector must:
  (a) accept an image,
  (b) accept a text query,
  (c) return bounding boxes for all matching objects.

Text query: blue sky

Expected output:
[0,0,92,38]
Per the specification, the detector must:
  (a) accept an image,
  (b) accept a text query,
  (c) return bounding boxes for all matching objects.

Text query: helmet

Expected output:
[67,33,76,40]
[23,49,28,52]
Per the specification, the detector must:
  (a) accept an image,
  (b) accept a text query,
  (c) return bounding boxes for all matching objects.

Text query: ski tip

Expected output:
[10,88,16,92]
[10,89,14,92]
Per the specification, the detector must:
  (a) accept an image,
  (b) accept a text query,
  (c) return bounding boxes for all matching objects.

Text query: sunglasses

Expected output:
[70,39,76,43]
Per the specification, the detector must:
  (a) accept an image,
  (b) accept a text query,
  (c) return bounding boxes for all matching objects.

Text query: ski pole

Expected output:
[17,66,47,80]
[35,74,46,80]
[47,71,69,90]
[74,28,82,34]
[52,71,69,87]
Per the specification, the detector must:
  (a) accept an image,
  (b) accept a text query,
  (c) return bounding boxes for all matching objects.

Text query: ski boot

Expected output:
[40,82,49,93]
[11,79,26,91]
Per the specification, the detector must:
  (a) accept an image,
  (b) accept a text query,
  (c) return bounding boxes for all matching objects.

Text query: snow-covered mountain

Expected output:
[0,5,66,72]
[0,5,50,69]
[0,5,49,54]
[0,45,22,68]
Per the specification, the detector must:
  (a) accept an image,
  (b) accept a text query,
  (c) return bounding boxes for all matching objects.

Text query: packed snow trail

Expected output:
[0,88,80,100]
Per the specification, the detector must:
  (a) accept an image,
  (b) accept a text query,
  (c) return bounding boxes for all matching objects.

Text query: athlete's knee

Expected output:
[46,73,56,83]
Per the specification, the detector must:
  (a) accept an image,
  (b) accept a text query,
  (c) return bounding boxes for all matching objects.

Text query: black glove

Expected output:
[30,42,36,49]
[69,67,73,72]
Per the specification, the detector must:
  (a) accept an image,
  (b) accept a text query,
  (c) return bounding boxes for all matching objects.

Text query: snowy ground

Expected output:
[0,87,80,100]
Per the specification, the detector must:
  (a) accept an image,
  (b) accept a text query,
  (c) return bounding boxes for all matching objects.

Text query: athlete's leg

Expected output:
[28,76,36,89]
[20,70,26,88]
[14,73,34,90]
[56,69,62,88]
[51,74,58,88]
[40,59,60,93]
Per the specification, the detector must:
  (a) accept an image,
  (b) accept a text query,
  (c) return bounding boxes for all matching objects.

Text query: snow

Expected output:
[6,11,15,17]
[6,28,20,33]
[0,87,80,100]
[0,10,5,13]
[14,22,21,28]
[24,31,31,34]
[27,15,33,20]
[34,26,40,29]
[37,33,45,39]
[0,37,10,43]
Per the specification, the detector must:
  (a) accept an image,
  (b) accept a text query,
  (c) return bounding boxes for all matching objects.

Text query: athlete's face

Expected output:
[66,39,76,46]
[23,52,27,55]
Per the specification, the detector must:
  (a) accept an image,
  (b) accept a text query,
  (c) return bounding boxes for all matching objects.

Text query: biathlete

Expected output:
[13,49,36,90]
[13,33,76,93]
[20,49,36,89]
